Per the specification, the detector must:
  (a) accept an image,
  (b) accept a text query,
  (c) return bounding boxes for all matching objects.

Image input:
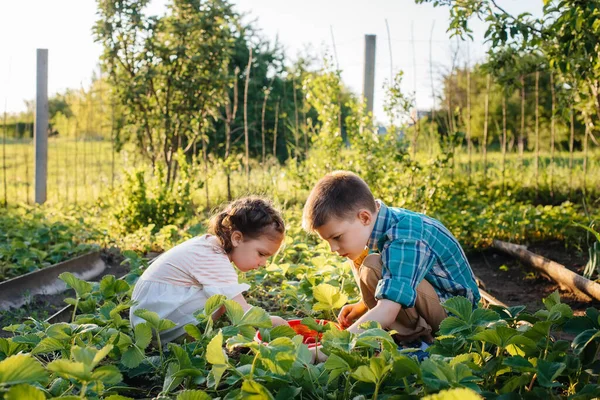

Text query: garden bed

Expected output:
[0,249,128,335]
[468,240,600,314]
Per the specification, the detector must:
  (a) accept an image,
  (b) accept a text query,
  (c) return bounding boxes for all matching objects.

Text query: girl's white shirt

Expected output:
[130,234,250,343]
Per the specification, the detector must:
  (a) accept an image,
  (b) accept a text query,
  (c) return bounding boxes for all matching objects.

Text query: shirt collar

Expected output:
[367,200,390,251]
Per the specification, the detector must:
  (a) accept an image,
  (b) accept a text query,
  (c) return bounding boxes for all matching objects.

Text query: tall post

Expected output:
[34,49,49,204]
[363,35,376,116]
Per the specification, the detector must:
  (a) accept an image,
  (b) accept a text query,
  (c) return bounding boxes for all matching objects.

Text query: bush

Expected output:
[112,157,198,235]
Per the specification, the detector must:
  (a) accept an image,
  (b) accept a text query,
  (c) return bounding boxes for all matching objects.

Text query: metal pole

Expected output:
[363,35,376,116]
[34,49,49,204]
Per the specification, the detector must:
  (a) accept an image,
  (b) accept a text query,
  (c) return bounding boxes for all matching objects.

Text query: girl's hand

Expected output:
[338,302,368,328]
[270,316,289,327]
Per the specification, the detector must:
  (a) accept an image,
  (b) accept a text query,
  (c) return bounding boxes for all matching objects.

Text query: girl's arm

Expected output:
[230,293,289,326]
[231,293,253,312]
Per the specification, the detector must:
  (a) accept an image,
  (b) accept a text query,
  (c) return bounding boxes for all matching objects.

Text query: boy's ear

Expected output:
[357,209,373,226]
[231,231,243,247]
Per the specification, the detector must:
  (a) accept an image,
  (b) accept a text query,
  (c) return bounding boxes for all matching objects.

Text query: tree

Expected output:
[94,0,235,185]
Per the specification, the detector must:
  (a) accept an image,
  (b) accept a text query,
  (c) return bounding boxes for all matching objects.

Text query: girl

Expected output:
[130,196,288,343]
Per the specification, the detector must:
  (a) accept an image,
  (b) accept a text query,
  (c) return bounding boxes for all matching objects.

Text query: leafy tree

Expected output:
[94,0,236,185]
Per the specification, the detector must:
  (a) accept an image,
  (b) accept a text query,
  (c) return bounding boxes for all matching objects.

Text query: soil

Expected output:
[467,240,600,315]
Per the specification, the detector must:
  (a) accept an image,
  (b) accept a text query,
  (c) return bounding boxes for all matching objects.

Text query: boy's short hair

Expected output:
[302,171,377,231]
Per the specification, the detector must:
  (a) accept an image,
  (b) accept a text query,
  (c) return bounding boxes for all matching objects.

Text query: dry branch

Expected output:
[493,239,598,302]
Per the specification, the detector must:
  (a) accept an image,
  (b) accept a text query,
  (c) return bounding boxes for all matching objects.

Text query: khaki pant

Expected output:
[349,251,447,343]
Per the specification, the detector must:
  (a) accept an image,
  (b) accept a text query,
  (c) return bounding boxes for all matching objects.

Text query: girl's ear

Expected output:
[357,209,372,226]
[231,231,243,247]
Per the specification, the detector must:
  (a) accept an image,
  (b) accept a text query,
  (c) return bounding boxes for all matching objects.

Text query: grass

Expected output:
[0,137,598,208]
[0,137,142,205]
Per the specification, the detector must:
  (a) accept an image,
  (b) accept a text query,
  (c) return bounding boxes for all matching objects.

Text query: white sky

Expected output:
[0,0,543,123]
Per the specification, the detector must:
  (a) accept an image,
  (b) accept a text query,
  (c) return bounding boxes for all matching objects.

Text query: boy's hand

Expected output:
[270,316,289,327]
[338,302,368,328]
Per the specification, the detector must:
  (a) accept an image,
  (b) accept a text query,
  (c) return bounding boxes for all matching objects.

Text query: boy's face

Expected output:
[314,209,375,261]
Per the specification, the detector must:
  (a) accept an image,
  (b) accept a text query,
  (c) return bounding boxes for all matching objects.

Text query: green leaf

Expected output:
[169,343,192,370]
[134,322,152,349]
[121,347,145,369]
[536,359,566,388]
[542,290,561,311]
[312,283,348,311]
[224,300,244,325]
[240,379,275,399]
[442,296,473,321]
[105,395,135,400]
[134,309,176,332]
[499,374,531,394]
[203,295,227,317]
[158,319,177,332]
[0,338,25,358]
[573,329,600,355]
[351,365,378,384]
[163,361,183,395]
[32,337,66,355]
[184,325,203,341]
[11,334,41,346]
[301,317,325,332]
[47,359,90,382]
[439,316,470,335]
[239,307,272,328]
[469,308,501,326]
[502,356,536,372]
[59,272,93,298]
[176,390,212,400]
[322,329,353,352]
[356,328,396,347]
[269,325,296,340]
[100,275,118,297]
[274,386,302,400]
[392,355,422,379]
[422,388,483,400]
[91,365,123,385]
[133,309,161,328]
[45,323,73,340]
[548,303,573,320]
[324,353,350,369]
[257,337,297,375]
[563,316,597,334]
[421,359,454,391]
[0,354,48,385]
[4,383,46,400]
[91,345,113,366]
[207,331,228,366]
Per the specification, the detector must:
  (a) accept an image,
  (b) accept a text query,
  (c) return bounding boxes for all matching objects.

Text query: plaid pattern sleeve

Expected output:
[374,239,436,307]
[368,200,481,308]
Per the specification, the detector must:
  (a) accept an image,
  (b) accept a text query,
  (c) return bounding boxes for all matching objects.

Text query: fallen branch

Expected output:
[479,288,508,308]
[493,239,597,302]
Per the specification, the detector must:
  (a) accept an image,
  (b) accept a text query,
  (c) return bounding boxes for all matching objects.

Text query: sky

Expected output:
[0,0,544,123]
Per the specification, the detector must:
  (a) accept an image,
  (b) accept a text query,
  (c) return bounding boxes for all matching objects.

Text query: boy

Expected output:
[302,171,480,344]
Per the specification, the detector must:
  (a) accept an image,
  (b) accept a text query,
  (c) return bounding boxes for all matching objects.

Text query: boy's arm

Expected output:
[345,299,402,333]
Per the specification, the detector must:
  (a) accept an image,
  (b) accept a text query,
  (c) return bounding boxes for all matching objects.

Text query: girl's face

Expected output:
[229,230,284,272]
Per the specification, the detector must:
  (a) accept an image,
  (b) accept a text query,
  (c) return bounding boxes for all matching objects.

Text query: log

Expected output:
[479,288,508,308]
[492,239,597,302]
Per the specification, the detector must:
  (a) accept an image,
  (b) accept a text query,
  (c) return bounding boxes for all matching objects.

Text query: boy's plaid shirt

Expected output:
[367,200,481,308]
